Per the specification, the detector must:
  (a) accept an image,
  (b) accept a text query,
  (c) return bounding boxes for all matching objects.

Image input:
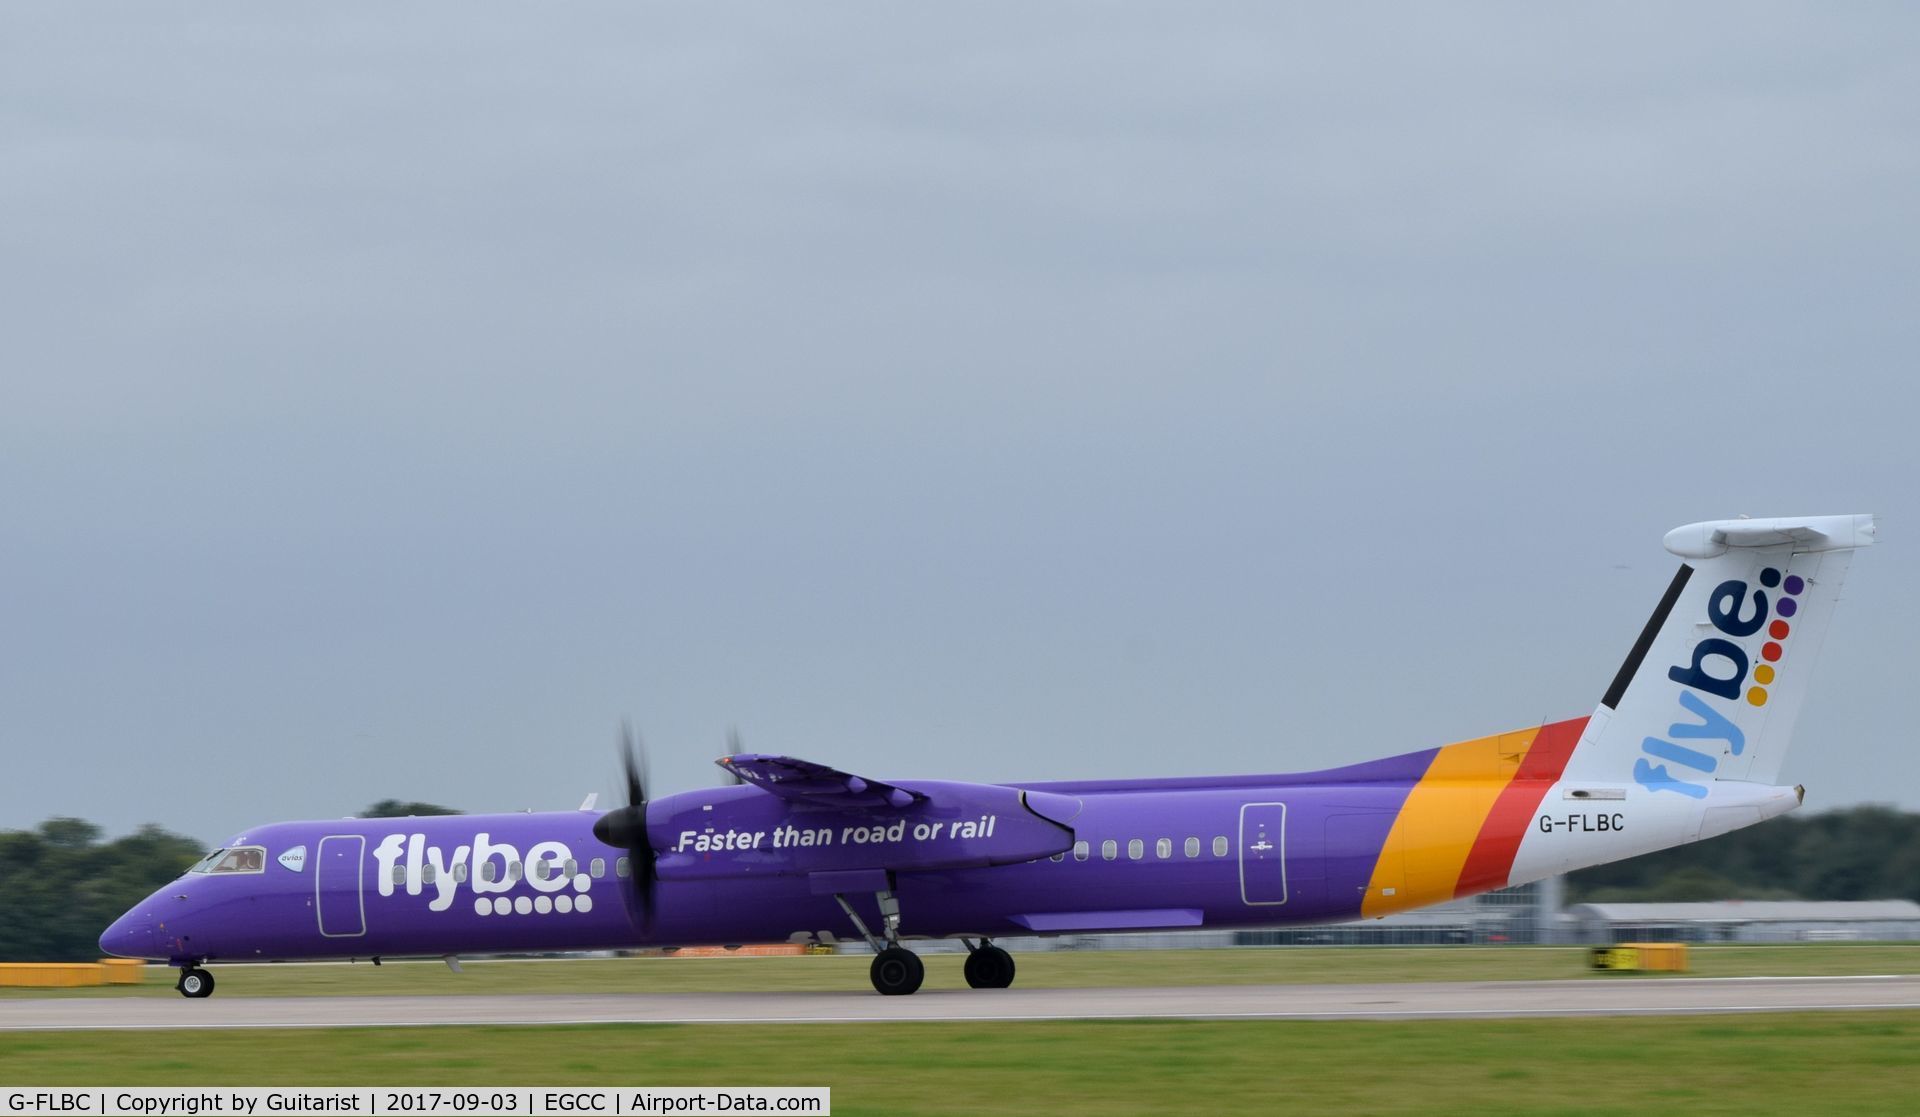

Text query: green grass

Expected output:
[6,943,1918,999]
[3,1014,1919,1115]
[8,947,1918,1112]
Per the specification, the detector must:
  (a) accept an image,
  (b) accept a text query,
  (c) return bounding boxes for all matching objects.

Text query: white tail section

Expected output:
[1561,514,1875,796]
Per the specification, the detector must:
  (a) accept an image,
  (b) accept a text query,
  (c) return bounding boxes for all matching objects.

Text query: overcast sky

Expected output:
[3,4,1915,845]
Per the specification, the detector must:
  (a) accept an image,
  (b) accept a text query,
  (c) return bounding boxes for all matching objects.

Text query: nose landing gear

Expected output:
[176,964,215,998]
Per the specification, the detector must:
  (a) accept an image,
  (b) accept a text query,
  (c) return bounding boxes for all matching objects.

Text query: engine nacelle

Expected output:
[650,781,1079,880]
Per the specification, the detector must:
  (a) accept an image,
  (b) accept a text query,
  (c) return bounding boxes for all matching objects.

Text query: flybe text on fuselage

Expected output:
[370,832,595,915]
[1635,566,1802,798]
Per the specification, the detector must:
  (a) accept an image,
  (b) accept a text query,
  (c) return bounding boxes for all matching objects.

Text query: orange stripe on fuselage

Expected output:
[1360,726,1543,919]
[1452,716,1587,898]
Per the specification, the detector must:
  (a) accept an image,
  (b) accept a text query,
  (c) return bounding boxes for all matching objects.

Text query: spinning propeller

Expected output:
[590,721,751,925]
[591,722,656,922]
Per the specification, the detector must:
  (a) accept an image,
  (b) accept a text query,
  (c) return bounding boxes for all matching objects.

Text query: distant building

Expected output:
[1571,900,1920,944]
[979,881,1559,951]
[1237,879,1560,946]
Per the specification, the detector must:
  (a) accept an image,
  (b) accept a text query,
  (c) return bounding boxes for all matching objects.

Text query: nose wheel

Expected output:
[176,966,215,998]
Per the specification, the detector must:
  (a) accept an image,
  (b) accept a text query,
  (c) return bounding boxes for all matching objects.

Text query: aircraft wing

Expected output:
[717,753,927,809]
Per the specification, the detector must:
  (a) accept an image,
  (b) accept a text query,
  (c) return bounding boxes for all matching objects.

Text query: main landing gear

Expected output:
[835,887,923,995]
[176,964,215,998]
[962,939,1015,989]
[831,886,1016,995]
[869,946,924,996]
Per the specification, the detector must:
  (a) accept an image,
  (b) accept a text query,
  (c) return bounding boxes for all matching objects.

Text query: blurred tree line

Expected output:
[359,800,461,818]
[0,802,457,962]
[1568,805,1920,903]
[0,819,203,962]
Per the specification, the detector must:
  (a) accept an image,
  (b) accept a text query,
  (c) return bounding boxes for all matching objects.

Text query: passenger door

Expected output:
[316,835,367,937]
[1238,802,1289,904]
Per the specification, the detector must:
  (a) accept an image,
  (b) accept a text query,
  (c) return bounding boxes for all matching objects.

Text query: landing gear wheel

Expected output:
[177,968,215,999]
[869,947,924,996]
[964,945,1016,989]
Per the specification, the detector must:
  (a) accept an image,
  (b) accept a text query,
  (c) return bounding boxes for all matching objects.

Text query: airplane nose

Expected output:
[99,910,155,959]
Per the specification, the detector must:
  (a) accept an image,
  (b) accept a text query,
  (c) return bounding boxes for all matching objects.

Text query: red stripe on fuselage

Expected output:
[1452,716,1588,897]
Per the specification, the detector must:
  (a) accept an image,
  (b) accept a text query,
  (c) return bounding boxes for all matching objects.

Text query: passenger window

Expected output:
[1073,841,1089,862]
[565,858,578,877]
[1101,840,1117,861]
[423,865,436,884]
[617,856,631,878]
[479,862,495,883]
[508,861,522,881]
[591,858,606,878]
[391,865,406,886]
[1049,852,1064,862]
[1127,839,1144,860]
[1185,837,1201,858]
[1213,836,1229,857]
[1156,838,1172,860]
[455,863,468,883]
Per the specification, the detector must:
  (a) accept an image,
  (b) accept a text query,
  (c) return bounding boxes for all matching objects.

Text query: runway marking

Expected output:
[11,1005,1920,1036]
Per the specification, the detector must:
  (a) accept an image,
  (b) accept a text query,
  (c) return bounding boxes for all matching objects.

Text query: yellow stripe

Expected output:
[1360,727,1540,918]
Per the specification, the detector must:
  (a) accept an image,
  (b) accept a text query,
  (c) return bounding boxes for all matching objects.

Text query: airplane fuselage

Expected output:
[102,715,1799,965]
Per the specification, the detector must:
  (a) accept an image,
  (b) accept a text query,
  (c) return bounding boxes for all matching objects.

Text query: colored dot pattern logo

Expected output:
[1748,568,1804,707]
[471,873,596,917]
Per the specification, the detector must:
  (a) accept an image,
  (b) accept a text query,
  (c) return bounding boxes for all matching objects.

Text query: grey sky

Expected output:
[3,4,1915,845]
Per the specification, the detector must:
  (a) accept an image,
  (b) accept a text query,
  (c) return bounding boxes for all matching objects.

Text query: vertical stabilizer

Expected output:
[1561,514,1875,795]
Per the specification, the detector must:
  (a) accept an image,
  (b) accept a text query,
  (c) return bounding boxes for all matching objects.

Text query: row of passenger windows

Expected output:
[382,839,1232,884]
[390,856,630,886]
[383,838,1233,885]
[1049,835,1231,864]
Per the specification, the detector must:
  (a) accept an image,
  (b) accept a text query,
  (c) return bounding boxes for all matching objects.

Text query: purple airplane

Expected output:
[102,514,1876,997]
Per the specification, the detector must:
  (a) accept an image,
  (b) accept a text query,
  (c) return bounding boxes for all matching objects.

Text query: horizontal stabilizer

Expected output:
[718,753,927,808]
[1663,514,1876,559]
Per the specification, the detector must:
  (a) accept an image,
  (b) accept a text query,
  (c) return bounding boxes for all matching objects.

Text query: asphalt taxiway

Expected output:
[4,974,1919,1030]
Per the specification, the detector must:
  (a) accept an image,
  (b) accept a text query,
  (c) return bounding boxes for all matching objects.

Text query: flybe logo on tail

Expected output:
[1635,567,1804,798]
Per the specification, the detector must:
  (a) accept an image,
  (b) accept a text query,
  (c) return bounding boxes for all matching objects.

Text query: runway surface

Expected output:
[6,974,1920,1029]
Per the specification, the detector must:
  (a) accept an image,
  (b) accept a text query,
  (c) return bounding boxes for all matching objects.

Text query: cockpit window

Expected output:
[192,846,266,874]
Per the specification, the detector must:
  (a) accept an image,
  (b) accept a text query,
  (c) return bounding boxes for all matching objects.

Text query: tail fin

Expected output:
[1561,514,1876,796]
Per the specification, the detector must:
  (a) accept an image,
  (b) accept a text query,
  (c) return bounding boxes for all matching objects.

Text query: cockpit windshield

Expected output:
[188,846,265,874]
